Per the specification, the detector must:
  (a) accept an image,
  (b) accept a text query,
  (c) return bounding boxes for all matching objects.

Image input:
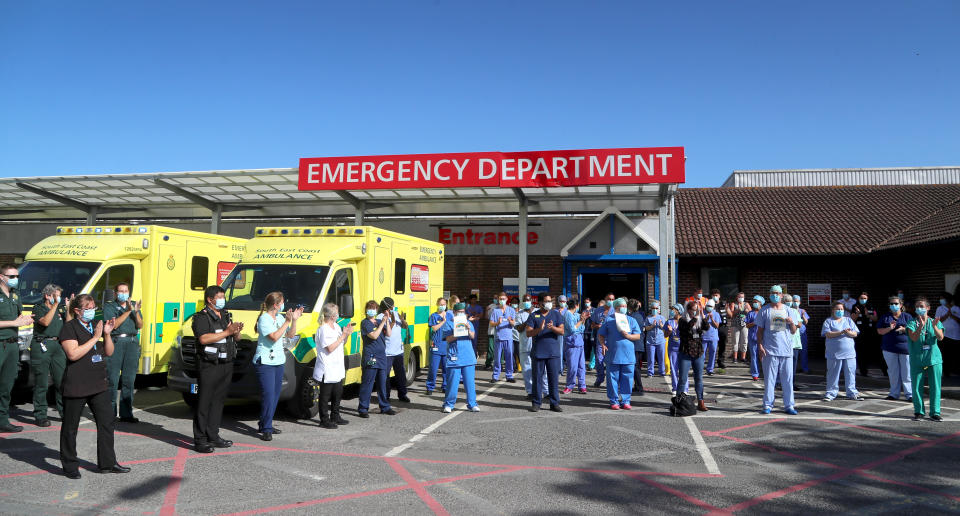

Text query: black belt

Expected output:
[112,333,136,338]
[39,336,59,341]
[0,337,17,344]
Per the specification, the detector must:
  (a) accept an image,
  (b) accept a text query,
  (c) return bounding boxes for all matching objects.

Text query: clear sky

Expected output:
[1,1,957,187]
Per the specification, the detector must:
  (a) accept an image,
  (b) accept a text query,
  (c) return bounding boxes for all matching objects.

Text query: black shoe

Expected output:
[426,390,433,395]
[213,439,233,448]
[0,423,23,433]
[117,417,140,424]
[707,371,714,376]
[635,390,645,396]
[195,444,215,453]
[483,365,492,371]
[399,396,410,403]
[270,427,282,435]
[36,419,51,428]
[593,382,603,388]
[525,393,535,400]
[64,470,81,480]
[885,396,897,401]
[382,409,397,415]
[320,420,338,429]
[931,414,943,422]
[99,464,131,474]
[549,405,563,413]
[358,412,369,418]
[260,432,273,441]
[507,378,516,383]
[912,413,924,421]
[529,405,540,412]
[334,416,349,425]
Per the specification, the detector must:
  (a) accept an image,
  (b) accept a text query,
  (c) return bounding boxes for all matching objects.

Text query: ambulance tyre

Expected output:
[405,349,421,386]
[182,392,198,408]
[287,370,320,419]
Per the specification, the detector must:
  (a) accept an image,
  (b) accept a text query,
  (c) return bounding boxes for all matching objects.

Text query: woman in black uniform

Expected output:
[58,294,129,479]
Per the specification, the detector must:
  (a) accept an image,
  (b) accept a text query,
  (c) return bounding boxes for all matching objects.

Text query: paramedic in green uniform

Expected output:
[0,264,34,433]
[906,297,945,422]
[103,282,142,423]
[31,284,69,426]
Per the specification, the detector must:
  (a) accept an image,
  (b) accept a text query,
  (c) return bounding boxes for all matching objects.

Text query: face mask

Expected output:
[713,296,720,302]
[834,309,844,318]
[618,307,628,314]
[584,302,591,308]
[651,307,659,314]
[889,304,900,312]
[898,293,904,300]
[499,299,506,305]
[6,277,18,289]
[794,300,800,307]
[278,303,285,312]
[523,301,532,309]
[770,294,781,304]
[695,293,702,299]
[215,298,226,310]
[705,307,714,313]
[366,309,378,318]
[670,310,677,317]
[543,302,553,310]
[117,293,129,302]
[81,308,96,322]
[752,303,760,309]
[438,305,446,311]
[941,299,948,306]
[455,311,466,318]
[737,297,744,303]
[842,293,849,300]
[511,304,518,309]
[55,296,61,304]
[859,298,867,305]
[916,307,928,316]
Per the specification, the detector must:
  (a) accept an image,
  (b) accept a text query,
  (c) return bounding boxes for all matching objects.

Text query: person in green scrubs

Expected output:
[103,282,142,423]
[907,298,945,422]
[31,285,70,426]
[0,264,34,433]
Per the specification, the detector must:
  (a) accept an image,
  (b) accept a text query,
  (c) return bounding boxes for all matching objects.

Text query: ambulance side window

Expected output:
[325,268,353,314]
[190,256,209,290]
[90,264,134,306]
[394,258,406,295]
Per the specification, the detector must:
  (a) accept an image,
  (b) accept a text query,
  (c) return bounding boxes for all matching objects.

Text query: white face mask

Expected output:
[543,302,553,310]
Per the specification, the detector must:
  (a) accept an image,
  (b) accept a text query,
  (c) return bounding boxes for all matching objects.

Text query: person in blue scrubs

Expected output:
[745,296,764,381]
[562,299,588,394]
[590,296,612,387]
[596,298,644,410]
[665,304,682,393]
[425,298,449,395]
[794,295,811,373]
[703,300,721,375]
[878,296,913,401]
[627,299,645,394]
[489,292,517,383]
[757,285,799,414]
[357,300,395,417]
[821,301,861,401]
[644,301,666,378]
[525,294,564,412]
[441,303,478,412]
[582,297,595,370]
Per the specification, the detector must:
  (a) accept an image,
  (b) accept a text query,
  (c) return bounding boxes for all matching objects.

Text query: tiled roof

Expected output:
[675,185,960,256]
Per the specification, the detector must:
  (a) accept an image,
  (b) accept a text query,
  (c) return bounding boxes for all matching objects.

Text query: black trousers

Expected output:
[318,380,344,422]
[60,389,116,474]
[193,361,231,445]
[387,354,407,399]
[717,328,727,367]
[633,351,645,392]
[532,356,560,407]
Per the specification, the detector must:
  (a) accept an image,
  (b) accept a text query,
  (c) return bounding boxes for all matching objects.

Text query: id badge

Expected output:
[923,345,931,351]
[40,342,47,353]
[91,354,103,363]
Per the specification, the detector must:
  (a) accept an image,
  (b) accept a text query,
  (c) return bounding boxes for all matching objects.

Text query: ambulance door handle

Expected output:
[173,308,179,320]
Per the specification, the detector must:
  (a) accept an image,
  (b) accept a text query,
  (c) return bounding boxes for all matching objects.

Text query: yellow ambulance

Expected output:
[16,225,246,385]
[166,226,445,418]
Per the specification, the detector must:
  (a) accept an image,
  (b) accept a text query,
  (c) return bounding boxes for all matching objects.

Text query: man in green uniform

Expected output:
[103,282,142,423]
[907,299,945,421]
[31,284,69,427]
[0,264,34,433]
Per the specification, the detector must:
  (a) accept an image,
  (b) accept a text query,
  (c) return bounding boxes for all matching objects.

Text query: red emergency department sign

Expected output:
[298,147,684,190]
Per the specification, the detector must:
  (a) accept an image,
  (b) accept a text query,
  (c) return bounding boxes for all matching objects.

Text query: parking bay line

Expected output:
[662,374,721,475]
[384,381,504,457]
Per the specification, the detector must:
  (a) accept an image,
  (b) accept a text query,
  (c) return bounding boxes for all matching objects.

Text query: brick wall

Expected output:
[442,255,563,302]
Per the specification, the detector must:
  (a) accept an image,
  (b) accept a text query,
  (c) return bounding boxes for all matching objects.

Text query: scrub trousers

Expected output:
[426,348,445,392]
[668,345,680,392]
[632,350,645,392]
[762,354,795,410]
[106,336,140,419]
[532,356,560,408]
[387,354,408,401]
[605,363,634,407]
[493,339,514,380]
[61,389,116,475]
[798,332,810,372]
[882,351,912,399]
[646,341,664,376]
[254,361,283,434]
[31,338,65,420]
[676,351,705,400]
[704,339,718,373]
[564,336,585,390]
[825,357,858,399]
[912,363,941,417]
[748,340,761,378]
[357,365,392,414]
[443,365,477,409]
[593,343,606,387]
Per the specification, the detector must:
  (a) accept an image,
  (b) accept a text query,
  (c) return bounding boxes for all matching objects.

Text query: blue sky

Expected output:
[1,1,957,187]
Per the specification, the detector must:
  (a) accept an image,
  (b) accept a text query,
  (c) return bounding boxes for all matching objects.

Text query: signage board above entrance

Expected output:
[298,147,684,191]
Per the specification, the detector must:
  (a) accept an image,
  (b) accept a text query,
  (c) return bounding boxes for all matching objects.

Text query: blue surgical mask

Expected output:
[618,307,627,314]
[651,308,659,314]
[752,303,760,310]
[215,298,225,310]
[859,298,867,305]
[834,309,844,318]
[499,299,506,305]
[940,299,948,306]
[6,277,18,289]
[511,304,518,309]
[705,307,714,313]
[695,293,702,299]
[842,293,849,300]
[770,294,781,304]
[584,302,591,308]
[82,308,96,322]
[890,304,900,312]
[117,293,129,302]
[522,301,532,309]
[916,307,928,316]
[278,303,285,312]
[366,309,377,318]
[438,305,446,312]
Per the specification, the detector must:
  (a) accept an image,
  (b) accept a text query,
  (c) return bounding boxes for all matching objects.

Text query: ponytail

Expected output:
[255,292,284,335]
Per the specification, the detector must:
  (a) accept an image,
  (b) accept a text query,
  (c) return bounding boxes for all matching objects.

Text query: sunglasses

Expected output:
[3,274,18,279]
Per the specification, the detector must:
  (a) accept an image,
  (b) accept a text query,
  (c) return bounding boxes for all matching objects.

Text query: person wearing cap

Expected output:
[745,295,764,381]
[425,297,450,395]
[596,297,644,410]
[589,296,613,387]
[644,300,666,379]
[442,303,479,412]
[821,301,861,401]
[489,291,517,384]
[525,294,564,412]
[702,299,721,375]
[756,285,799,415]
[562,298,588,394]
[664,303,683,393]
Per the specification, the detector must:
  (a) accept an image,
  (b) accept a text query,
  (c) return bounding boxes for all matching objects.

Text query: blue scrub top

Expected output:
[703,310,721,342]
[597,315,641,365]
[490,306,517,341]
[879,312,913,354]
[644,314,666,347]
[443,320,476,368]
[756,305,796,357]
[666,319,680,349]
[563,310,585,337]
[360,317,388,369]
[526,309,564,359]
[821,316,857,359]
[429,311,449,355]
[745,311,759,344]
[797,308,809,335]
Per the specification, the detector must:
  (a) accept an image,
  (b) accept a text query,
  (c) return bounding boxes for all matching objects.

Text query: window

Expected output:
[325,268,354,314]
[90,264,135,305]
[17,260,100,305]
[410,264,429,292]
[394,258,406,295]
[190,256,209,290]
[221,264,329,312]
[701,267,739,300]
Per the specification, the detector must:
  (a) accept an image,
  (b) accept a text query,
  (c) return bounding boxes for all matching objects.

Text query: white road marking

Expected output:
[383,380,503,457]
[660,373,721,475]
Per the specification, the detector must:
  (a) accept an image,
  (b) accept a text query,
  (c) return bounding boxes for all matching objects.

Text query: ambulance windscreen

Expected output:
[18,261,101,305]
[220,264,329,313]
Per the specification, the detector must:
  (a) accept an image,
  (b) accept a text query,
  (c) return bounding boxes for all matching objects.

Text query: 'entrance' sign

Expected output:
[299,147,684,190]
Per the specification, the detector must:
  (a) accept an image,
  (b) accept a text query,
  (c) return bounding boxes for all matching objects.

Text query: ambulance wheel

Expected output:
[182,392,198,408]
[286,371,319,419]
[405,349,421,386]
